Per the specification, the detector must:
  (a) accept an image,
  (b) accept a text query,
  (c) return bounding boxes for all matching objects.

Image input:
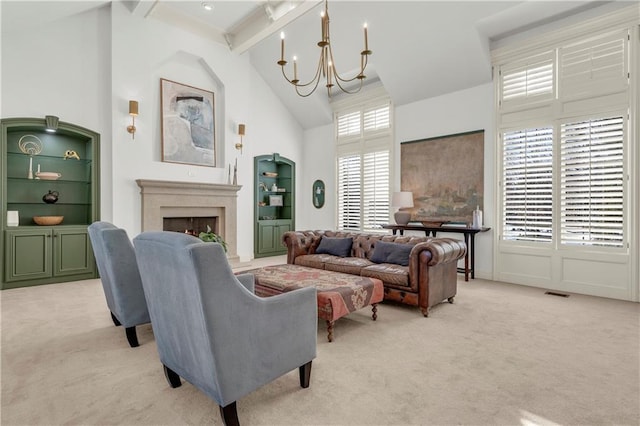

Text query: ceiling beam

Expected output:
[228,1,322,54]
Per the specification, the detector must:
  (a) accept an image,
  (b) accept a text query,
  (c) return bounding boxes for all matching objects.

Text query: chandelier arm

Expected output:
[327,45,368,85]
[333,75,364,94]
[295,52,326,88]
[292,55,325,97]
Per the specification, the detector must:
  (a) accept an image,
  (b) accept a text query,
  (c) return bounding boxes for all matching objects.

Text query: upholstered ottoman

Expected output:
[242,264,384,342]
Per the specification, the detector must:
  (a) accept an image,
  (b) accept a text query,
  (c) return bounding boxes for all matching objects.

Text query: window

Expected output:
[335,95,392,232]
[560,116,625,247]
[502,127,554,242]
[496,28,630,249]
[337,154,361,231]
[499,51,554,107]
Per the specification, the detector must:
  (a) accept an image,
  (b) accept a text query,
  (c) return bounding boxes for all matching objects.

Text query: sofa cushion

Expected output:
[294,254,332,269]
[324,257,375,275]
[315,237,353,257]
[361,264,410,287]
[370,241,412,266]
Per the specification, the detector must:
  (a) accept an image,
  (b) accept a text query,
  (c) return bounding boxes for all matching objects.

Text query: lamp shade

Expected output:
[238,123,246,136]
[128,100,139,116]
[391,191,414,208]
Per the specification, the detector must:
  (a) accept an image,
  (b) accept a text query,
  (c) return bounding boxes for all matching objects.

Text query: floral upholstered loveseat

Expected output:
[282,230,467,317]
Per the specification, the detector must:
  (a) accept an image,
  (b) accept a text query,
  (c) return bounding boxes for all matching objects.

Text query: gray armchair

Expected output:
[88,222,150,347]
[132,231,317,425]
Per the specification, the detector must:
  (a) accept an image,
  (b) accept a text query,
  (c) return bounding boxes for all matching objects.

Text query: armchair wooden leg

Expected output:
[163,364,182,388]
[110,312,121,326]
[299,361,312,388]
[219,402,239,426]
[125,326,139,347]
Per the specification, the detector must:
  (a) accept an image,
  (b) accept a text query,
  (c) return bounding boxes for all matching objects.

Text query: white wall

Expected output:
[299,123,335,231]
[2,3,304,262]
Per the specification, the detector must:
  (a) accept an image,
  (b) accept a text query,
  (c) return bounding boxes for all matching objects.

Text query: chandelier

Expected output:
[277,0,372,97]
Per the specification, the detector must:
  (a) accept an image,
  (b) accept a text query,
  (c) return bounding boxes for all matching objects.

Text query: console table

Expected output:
[382,224,490,281]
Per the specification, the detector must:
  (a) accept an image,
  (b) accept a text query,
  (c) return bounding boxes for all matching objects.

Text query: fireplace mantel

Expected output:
[136,179,242,263]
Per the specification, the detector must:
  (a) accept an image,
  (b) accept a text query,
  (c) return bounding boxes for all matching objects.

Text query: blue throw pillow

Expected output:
[370,240,412,266]
[315,237,353,257]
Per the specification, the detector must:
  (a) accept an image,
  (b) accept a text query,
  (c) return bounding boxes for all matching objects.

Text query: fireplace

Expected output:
[163,216,217,236]
[136,179,241,263]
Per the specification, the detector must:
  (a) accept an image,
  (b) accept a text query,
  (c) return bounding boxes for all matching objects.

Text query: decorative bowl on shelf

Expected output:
[421,221,445,227]
[36,171,62,180]
[262,172,278,178]
[33,216,64,226]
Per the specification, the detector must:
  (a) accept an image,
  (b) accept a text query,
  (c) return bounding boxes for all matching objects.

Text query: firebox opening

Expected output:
[163,217,218,237]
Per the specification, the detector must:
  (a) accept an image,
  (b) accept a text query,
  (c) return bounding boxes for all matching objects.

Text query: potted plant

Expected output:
[198,225,228,253]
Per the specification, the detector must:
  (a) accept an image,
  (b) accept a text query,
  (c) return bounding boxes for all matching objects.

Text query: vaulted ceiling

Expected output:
[1,1,622,129]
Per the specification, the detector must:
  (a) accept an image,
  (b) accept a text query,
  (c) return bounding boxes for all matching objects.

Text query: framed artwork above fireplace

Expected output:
[160,78,216,167]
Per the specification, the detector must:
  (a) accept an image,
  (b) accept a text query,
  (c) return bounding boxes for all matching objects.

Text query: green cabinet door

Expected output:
[257,221,291,255]
[54,227,95,277]
[4,226,94,285]
[4,229,52,282]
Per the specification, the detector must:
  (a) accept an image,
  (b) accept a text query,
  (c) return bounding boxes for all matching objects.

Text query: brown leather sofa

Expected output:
[282,230,467,317]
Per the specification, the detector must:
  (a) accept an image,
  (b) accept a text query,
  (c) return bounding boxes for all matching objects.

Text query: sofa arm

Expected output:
[414,238,467,266]
[409,238,466,287]
[282,231,321,264]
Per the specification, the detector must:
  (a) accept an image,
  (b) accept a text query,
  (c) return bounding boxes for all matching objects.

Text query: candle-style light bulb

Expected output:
[320,11,326,41]
[280,32,285,62]
[363,22,368,51]
[293,56,298,81]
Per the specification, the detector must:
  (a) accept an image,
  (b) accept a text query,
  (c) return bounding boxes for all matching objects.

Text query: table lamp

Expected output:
[392,191,414,225]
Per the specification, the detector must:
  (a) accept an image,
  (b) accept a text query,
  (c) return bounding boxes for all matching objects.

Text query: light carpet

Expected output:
[1,268,638,425]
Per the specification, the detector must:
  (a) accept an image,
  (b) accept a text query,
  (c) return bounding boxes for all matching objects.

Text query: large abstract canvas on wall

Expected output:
[400,130,484,224]
[161,78,215,167]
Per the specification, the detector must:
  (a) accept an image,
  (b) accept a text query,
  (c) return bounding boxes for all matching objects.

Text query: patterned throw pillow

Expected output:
[370,240,412,266]
[315,237,353,257]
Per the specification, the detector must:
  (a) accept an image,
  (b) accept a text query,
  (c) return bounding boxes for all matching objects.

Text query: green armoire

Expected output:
[1,117,100,289]
[254,153,295,257]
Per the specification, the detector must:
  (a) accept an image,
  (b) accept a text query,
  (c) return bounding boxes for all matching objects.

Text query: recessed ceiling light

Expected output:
[202,2,213,11]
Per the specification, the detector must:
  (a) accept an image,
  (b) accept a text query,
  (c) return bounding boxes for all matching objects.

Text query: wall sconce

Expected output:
[45,115,59,133]
[127,100,138,140]
[235,123,245,154]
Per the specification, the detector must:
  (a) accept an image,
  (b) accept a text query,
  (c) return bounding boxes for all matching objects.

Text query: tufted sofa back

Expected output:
[292,230,430,260]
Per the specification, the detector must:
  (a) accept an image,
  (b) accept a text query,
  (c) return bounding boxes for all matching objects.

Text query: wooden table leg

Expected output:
[371,303,378,321]
[464,232,470,281]
[326,320,334,342]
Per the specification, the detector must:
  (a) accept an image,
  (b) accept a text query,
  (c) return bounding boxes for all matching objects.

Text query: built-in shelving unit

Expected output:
[254,153,295,257]
[1,117,100,289]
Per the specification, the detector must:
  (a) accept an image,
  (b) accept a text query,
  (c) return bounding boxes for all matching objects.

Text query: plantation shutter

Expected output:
[335,96,392,231]
[363,104,390,132]
[559,29,629,98]
[337,153,361,231]
[560,116,625,247]
[337,111,361,138]
[363,150,390,230]
[500,51,554,108]
[502,127,554,242]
